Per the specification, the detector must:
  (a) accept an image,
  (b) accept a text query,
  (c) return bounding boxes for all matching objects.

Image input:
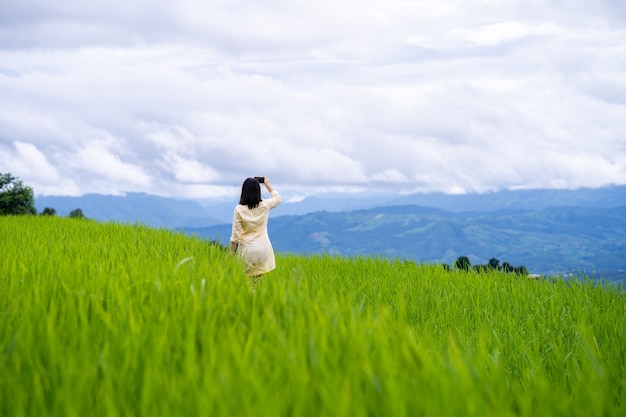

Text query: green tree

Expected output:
[454,256,471,271]
[0,173,36,215]
[69,208,86,219]
[502,262,514,273]
[514,266,528,276]
[488,258,500,270]
[41,207,57,216]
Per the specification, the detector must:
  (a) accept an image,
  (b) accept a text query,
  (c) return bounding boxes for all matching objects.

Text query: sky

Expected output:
[1,0,626,202]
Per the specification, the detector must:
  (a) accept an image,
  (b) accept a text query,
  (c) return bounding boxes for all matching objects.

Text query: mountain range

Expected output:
[35,186,626,280]
[186,204,626,279]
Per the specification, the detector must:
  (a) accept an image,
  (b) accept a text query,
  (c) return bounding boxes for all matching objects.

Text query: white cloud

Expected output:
[452,21,565,46]
[0,0,625,199]
[0,141,81,195]
[371,169,410,183]
[159,152,220,183]
[12,142,59,180]
[68,138,153,191]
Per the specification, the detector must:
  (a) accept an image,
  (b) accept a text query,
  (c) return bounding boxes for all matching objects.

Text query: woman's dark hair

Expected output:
[239,178,262,209]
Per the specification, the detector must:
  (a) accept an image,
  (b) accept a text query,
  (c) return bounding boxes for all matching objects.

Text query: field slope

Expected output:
[1,217,625,416]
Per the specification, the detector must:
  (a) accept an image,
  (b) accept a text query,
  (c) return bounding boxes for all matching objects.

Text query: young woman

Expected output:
[229,177,281,288]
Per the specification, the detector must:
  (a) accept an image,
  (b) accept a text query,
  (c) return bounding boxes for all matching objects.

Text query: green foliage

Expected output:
[453,256,529,276]
[454,255,471,271]
[1,217,625,417]
[489,257,500,269]
[40,207,57,216]
[69,208,86,219]
[194,204,626,273]
[0,172,36,215]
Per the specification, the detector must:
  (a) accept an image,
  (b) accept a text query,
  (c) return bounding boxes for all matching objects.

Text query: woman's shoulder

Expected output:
[235,202,268,212]
[267,191,281,208]
[234,204,250,214]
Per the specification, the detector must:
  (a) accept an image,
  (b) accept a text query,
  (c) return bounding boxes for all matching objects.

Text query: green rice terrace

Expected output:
[1,216,625,416]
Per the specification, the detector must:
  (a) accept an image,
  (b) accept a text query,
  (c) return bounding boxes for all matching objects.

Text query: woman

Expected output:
[229,177,281,288]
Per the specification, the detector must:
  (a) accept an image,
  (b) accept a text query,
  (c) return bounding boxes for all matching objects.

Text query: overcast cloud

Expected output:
[1,0,626,200]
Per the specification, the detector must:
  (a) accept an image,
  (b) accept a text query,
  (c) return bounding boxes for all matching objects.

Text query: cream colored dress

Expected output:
[230,190,281,276]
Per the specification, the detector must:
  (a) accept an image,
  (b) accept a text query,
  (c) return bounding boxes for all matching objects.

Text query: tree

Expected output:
[41,207,57,216]
[488,258,500,270]
[0,173,36,215]
[454,256,471,271]
[69,208,86,219]
[514,266,528,276]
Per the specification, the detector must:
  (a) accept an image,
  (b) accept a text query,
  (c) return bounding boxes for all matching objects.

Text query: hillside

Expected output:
[35,192,223,228]
[36,185,626,225]
[35,186,626,278]
[2,216,625,417]
[185,204,626,278]
[198,184,626,222]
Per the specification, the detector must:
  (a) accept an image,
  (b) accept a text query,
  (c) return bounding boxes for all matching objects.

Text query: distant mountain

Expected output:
[382,186,626,212]
[34,186,626,280]
[184,204,626,279]
[35,192,221,228]
[199,194,386,223]
[36,185,626,225]
[199,185,626,223]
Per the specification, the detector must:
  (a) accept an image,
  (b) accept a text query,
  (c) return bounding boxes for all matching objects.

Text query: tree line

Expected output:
[447,255,528,276]
[1,173,85,218]
[2,172,530,273]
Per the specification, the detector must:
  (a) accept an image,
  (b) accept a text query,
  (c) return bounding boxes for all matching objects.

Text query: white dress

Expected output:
[230,190,281,276]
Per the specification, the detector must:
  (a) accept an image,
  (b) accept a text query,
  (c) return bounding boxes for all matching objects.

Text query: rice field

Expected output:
[1,216,625,416]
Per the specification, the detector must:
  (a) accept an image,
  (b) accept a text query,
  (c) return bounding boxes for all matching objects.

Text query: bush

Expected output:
[41,207,57,216]
[0,173,36,215]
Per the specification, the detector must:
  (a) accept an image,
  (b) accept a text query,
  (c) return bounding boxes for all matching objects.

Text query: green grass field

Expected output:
[1,216,625,416]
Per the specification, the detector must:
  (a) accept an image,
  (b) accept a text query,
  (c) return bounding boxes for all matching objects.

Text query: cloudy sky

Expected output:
[1,0,625,201]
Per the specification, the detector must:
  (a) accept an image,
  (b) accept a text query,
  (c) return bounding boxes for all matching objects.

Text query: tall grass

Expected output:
[1,216,624,416]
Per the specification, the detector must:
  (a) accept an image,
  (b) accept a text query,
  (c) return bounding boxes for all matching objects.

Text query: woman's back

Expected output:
[233,200,274,243]
[230,177,281,278]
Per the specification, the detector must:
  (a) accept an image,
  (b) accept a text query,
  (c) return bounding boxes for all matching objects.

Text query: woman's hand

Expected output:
[264,177,274,193]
